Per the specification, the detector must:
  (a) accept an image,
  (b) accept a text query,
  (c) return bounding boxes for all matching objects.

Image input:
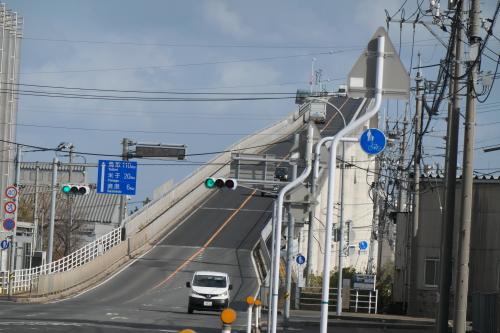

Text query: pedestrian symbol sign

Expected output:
[97,160,137,195]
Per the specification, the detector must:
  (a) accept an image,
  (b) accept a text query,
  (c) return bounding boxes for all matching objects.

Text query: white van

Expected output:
[186,271,232,313]
[308,102,327,124]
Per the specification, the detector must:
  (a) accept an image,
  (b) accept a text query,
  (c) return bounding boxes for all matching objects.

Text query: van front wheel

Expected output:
[188,306,194,314]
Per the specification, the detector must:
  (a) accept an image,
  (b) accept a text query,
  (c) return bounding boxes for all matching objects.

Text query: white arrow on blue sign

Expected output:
[97,160,137,195]
[359,128,386,155]
[359,241,368,251]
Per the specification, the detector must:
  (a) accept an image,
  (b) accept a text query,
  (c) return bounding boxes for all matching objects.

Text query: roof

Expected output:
[20,161,85,173]
[19,184,120,224]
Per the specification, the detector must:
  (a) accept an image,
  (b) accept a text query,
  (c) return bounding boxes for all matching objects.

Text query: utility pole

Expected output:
[408,53,423,313]
[436,2,462,332]
[336,141,346,315]
[284,134,299,323]
[367,180,379,274]
[453,1,480,331]
[397,104,409,212]
[119,138,130,227]
[48,158,58,264]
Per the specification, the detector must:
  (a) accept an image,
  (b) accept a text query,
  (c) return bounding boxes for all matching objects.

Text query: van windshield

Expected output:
[193,275,227,288]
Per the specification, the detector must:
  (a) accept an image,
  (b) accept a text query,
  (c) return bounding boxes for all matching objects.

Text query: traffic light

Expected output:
[61,183,90,195]
[204,177,238,190]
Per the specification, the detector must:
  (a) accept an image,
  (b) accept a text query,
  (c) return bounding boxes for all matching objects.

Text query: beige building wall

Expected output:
[302,116,378,276]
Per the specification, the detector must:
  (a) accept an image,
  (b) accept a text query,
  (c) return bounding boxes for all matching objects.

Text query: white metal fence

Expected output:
[299,287,378,314]
[0,227,122,295]
[351,289,378,314]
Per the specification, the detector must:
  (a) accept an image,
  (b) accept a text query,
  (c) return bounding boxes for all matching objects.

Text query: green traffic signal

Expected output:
[62,185,71,193]
[205,178,216,189]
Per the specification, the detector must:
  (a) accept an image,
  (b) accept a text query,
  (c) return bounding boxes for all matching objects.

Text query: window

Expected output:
[193,275,227,288]
[23,243,32,269]
[424,257,439,287]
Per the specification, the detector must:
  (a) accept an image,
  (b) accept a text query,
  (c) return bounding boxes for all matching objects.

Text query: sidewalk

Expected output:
[260,309,436,331]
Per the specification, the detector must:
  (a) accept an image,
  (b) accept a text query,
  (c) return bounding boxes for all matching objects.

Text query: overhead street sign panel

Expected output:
[347,26,410,100]
[97,160,137,195]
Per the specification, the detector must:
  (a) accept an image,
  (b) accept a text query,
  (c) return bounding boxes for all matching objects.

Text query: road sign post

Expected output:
[319,27,409,332]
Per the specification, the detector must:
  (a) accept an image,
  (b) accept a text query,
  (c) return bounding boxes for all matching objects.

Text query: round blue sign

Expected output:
[0,240,9,250]
[359,241,368,251]
[359,128,387,155]
[296,254,306,265]
[3,218,15,231]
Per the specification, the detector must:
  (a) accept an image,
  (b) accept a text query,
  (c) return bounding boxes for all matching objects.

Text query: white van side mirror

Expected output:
[186,281,191,288]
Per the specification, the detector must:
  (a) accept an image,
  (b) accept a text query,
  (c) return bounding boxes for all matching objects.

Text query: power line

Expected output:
[7,122,292,136]
[19,50,346,75]
[23,35,438,49]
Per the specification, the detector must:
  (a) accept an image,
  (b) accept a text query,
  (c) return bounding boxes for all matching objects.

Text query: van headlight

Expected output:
[190,292,204,298]
[219,291,228,298]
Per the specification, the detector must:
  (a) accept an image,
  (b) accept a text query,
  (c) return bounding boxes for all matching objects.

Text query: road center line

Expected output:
[151,189,257,290]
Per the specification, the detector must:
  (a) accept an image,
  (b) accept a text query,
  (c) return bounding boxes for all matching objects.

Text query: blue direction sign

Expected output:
[359,240,368,251]
[0,240,9,250]
[360,128,387,155]
[296,254,306,265]
[97,160,137,195]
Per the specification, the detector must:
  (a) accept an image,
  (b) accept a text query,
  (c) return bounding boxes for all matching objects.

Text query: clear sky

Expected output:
[6,0,500,209]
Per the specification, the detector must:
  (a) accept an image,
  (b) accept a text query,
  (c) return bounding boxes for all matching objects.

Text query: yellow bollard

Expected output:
[179,330,196,333]
[221,308,237,333]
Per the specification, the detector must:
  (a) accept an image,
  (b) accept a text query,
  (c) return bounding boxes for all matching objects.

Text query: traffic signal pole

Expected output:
[48,157,58,264]
[67,145,74,255]
[119,138,130,227]
[284,134,299,323]
[270,124,313,333]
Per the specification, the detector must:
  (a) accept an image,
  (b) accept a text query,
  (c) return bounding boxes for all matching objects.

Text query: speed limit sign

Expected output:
[5,186,18,199]
[4,201,16,214]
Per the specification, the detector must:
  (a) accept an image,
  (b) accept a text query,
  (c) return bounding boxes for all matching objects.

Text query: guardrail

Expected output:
[0,109,305,297]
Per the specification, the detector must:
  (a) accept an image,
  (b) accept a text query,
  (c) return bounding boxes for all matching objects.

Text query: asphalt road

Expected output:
[0,97,365,332]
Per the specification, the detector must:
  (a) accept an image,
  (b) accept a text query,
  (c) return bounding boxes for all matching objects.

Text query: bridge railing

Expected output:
[0,110,304,296]
[1,226,122,295]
